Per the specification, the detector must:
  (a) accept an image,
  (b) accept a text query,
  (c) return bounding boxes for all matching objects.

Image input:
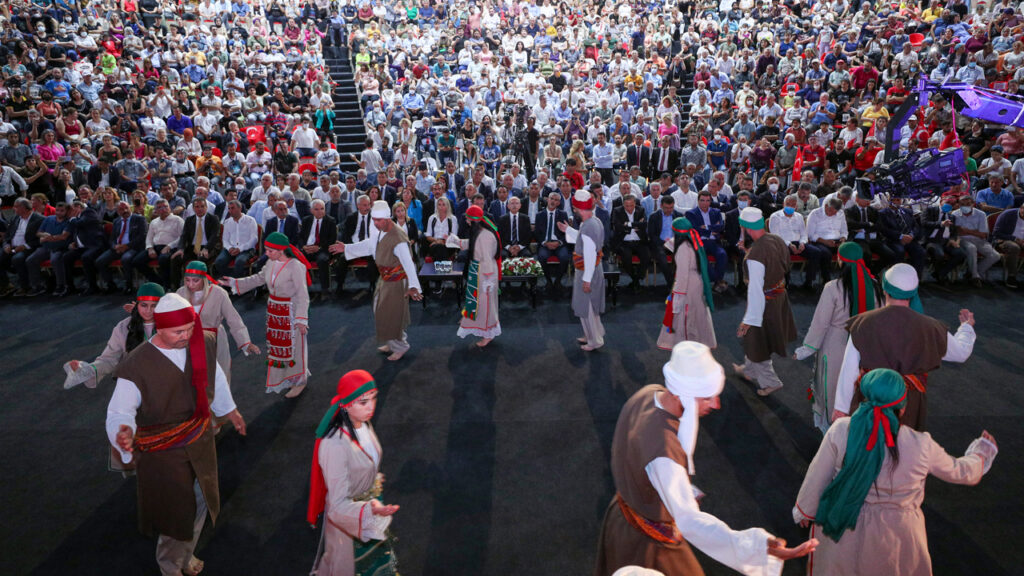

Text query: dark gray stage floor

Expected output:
[2,280,1022,576]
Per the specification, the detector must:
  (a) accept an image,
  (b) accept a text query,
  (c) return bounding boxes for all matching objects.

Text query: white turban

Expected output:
[662,341,725,475]
[370,200,391,219]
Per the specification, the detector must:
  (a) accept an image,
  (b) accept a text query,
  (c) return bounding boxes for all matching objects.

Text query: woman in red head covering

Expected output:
[307,370,400,576]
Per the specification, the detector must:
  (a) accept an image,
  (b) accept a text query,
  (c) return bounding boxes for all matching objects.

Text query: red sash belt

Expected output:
[379,264,407,282]
[572,250,603,271]
[136,416,210,452]
[857,369,928,394]
[616,494,683,545]
[764,279,787,300]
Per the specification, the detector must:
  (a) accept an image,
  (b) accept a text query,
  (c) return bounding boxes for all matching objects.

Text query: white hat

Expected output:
[662,341,725,475]
[571,189,595,211]
[739,206,765,230]
[370,200,390,219]
[884,263,918,293]
[612,568,665,576]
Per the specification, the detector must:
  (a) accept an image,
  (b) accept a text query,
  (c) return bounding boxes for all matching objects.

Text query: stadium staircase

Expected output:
[677,74,694,131]
[326,54,364,174]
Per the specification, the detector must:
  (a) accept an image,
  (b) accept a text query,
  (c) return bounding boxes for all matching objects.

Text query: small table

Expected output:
[604,265,621,308]
[500,274,540,309]
[417,261,465,308]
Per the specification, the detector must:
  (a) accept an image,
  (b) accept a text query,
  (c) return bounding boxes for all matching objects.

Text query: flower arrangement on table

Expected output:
[501,257,543,277]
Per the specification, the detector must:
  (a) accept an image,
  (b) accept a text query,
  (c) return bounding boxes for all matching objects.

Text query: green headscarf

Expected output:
[837,242,878,318]
[816,369,907,541]
[671,217,714,311]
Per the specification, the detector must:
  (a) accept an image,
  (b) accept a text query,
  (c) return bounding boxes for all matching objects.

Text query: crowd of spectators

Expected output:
[3,0,1024,299]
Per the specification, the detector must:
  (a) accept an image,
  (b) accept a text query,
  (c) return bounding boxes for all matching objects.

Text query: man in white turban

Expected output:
[595,341,816,575]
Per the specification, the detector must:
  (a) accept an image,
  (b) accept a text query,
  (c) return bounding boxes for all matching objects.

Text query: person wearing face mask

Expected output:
[955,195,1001,287]
[756,176,785,217]
[921,196,967,286]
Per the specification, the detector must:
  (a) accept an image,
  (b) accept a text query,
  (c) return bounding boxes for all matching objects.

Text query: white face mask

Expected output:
[768,183,779,192]
[960,206,973,216]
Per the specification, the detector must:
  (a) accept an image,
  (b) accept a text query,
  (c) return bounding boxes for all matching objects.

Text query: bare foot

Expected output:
[732,363,750,382]
[576,337,588,344]
[284,384,307,398]
[183,556,204,576]
[387,351,407,361]
[475,338,493,348]
[377,345,391,353]
[581,343,603,352]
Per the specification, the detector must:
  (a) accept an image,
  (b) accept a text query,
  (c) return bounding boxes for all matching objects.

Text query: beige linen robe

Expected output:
[86,317,154,388]
[801,279,849,430]
[457,228,501,339]
[231,257,310,392]
[657,241,716,350]
[794,418,985,576]
[315,425,385,576]
[178,283,252,382]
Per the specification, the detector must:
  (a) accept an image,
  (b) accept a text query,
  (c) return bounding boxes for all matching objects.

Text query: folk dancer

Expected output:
[833,263,976,430]
[733,207,798,396]
[332,201,423,361]
[595,341,816,575]
[219,231,312,398]
[106,293,247,576]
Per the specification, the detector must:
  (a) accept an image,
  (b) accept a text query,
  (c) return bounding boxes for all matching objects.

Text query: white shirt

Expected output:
[343,227,422,292]
[805,207,847,242]
[10,216,30,247]
[106,344,237,464]
[292,126,320,149]
[146,214,185,249]
[834,322,976,414]
[307,217,325,245]
[222,213,258,251]
[622,208,641,242]
[768,210,808,245]
[672,189,699,212]
[646,393,783,576]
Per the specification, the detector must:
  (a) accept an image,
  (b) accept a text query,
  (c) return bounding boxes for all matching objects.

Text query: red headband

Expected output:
[571,196,595,211]
[263,241,314,286]
[154,306,197,330]
[185,268,217,284]
[865,391,908,451]
[136,295,161,302]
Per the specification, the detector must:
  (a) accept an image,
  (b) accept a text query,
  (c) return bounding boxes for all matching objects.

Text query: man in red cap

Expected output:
[562,190,607,351]
[106,293,246,576]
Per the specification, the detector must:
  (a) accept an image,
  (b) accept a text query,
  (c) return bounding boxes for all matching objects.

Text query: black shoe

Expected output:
[27,287,47,297]
[53,287,69,297]
[0,286,14,298]
[12,288,28,297]
[971,277,983,288]
[1007,277,1019,289]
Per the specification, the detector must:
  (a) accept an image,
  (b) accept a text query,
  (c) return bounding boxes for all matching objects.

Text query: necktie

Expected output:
[359,215,367,240]
[512,216,518,245]
[118,220,127,244]
[547,212,554,241]
[315,218,321,245]
[862,207,867,222]
[193,216,203,251]
[659,148,668,172]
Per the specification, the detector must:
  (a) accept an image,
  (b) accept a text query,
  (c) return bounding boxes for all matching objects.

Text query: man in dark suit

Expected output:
[336,195,376,294]
[534,192,570,293]
[992,204,1024,288]
[611,194,650,286]
[626,133,652,178]
[440,161,465,200]
[171,197,221,286]
[57,204,108,294]
[0,197,45,296]
[86,158,122,191]
[422,183,447,223]
[756,175,786,218]
[96,201,149,294]
[878,195,925,277]
[648,135,680,180]
[324,185,353,231]
[647,195,684,287]
[300,199,339,297]
[373,171,399,206]
[845,191,895,273]
[522,182,546,232]
[685,191,729,291]
[264,200,302,245]
[489,187,511,221]
[724,189,754,256]
[921,197,966,285]
[499,196,532,258]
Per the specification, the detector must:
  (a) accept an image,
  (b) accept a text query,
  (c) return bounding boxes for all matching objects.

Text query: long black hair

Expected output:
[327,405,359,446]
[124,304,149,352]
[836,262,882,312]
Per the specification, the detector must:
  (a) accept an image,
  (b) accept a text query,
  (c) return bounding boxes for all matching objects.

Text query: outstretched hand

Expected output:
[767,536,818,560]
[408,288,423,301]
[123,302,136,314]
[370,499,400,516]
[217,277,233,287]
[959,308,975,326]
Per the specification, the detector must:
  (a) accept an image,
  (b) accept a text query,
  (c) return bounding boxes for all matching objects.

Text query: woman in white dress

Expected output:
[219,232,311,398]
[657,217,717,350]
[793,242,880,432]
[307,370,400,576]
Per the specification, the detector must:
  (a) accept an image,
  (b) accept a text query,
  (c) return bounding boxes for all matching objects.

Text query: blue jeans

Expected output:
[214,248,254,278]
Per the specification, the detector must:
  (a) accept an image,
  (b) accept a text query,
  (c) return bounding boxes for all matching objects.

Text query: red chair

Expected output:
[210,147,223,158]
[298,162,318,176]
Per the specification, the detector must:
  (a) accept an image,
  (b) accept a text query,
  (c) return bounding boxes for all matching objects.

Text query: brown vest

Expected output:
[847,305,948,375]
[610,385,690,521]
[115,332,220,540]
[743,233,790,286]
